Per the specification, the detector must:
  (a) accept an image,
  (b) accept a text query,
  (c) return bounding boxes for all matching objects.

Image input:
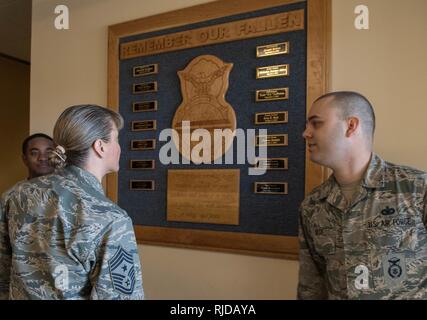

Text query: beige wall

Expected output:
[0,56,29,194]
[30,0,427,299]
[332,0,427,171]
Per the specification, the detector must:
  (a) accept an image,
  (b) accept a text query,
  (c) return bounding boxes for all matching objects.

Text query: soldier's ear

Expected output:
[92,139,105,158]
[346,117,360,137]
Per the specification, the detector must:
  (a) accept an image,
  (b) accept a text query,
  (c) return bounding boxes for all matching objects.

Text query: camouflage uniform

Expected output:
[0,165,144,300]
[298,154,427,299]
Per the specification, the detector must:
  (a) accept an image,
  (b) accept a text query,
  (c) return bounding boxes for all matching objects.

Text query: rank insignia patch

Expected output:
[108,246,136,295]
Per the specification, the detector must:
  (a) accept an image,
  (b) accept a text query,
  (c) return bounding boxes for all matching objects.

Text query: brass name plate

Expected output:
[133,64,158,77]
[256,64,289,79]
[131,120,157,131]
[130,180,155,191]
[256,41,289,58]
[167,169,240,225]
[255,134,288,147]
[131,139,156,150]
[133,101,158,112]
[255,111,288,125]
[254,158,288,170]
[133,82,158,94]
[130,160,155,170]
[255,87,289,102]
[254,182,288,195]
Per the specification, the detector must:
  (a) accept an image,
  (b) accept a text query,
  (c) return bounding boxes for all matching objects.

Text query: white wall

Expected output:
[31,0,427,299]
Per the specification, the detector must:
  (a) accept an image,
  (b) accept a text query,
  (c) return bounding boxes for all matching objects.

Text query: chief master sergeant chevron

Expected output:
[0,105,144,300]
[298,91,427,299]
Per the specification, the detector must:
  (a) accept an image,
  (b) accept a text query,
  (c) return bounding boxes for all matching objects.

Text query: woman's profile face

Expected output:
[104,125,121,173]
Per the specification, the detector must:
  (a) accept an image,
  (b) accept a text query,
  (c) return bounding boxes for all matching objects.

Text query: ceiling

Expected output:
[0,0,32,62]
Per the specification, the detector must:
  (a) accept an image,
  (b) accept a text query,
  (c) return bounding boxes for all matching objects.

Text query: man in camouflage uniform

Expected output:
[298,91,427,299]
[0,164,144,300]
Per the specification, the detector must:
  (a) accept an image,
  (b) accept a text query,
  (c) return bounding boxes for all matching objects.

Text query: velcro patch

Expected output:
[108,246,136,295]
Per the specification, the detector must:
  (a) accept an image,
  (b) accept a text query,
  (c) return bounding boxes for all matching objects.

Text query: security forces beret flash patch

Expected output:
[108,246,136,295]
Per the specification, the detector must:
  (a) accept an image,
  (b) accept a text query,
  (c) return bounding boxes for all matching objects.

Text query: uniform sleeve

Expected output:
[297,209,328,300]
[423,174,427,228]
[0,199,11,299]
[88,215,144,300]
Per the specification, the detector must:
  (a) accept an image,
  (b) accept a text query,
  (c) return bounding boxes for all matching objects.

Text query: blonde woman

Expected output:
[0,105,144,300]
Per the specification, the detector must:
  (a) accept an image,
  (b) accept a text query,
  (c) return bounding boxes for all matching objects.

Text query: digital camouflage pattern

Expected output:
[298,154,427,299]
[0,165,144,300]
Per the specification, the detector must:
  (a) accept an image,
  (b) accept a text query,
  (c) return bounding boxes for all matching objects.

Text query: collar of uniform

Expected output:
[361,153,385,189]
[311,153,384,202]
[65,165,104,195]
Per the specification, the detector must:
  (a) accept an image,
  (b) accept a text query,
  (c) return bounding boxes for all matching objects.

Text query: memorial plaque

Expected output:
[131,120,157,131]
[131,139,156,150]
[255,134,288,147]
[133,82,158,94]
[255,111,288,125]
[130,180,155,191]
[167,169,240,225]
[130,159,155,170]
[254,182,288,195]
[133,101,158,112]
[254,158,288,170]
[256,41,289,58]
[133,64,158,77]
[256,64,289,79]
[255,87,289,102]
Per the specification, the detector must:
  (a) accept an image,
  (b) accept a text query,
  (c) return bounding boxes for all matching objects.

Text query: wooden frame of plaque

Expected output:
[131,139,156,151]
[108,0,331,259]
[130,180,155,191]
[131,120,157,131]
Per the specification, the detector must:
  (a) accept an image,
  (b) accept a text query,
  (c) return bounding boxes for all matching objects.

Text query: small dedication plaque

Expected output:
[133,64,158,77]
[256,41,289,58]
[133,82,158,94]
[131,139,156,150]
[256,64,289,79]
[255,111,288,125]
[256,88,289,102]
[254,158,288,170]
[256,134,288,147]
[167,169,240,225]
[133,101,158,112]
[131,120,157,131]
[130,180,155,191]
[130,160,155,170]
[254,182,288,195]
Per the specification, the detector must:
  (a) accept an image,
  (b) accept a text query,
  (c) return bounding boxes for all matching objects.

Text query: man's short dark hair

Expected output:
[315,91,376,139]
[22,133,54,155]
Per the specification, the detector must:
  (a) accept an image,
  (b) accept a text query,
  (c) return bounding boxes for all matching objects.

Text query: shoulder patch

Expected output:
[108,246,136,295]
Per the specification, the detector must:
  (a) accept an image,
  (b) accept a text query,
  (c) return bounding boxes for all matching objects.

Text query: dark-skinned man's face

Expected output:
[23,137,55,179]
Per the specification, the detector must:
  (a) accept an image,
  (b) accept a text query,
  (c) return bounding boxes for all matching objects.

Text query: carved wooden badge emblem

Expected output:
[172,55,236,162]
